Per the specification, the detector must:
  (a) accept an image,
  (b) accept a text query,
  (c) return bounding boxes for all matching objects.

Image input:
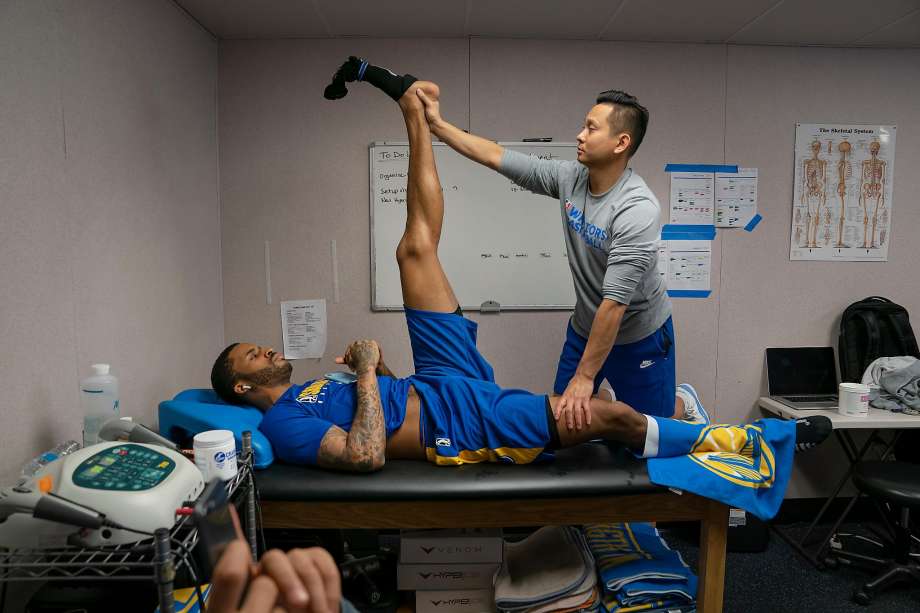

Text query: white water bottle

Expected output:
[81,363,120,446]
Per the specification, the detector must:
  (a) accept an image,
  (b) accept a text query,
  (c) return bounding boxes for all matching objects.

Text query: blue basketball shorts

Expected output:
[404,306,555,465]
[553,316,676,418]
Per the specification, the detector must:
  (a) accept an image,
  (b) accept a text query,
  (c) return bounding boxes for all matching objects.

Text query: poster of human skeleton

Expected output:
[790,123,896,262]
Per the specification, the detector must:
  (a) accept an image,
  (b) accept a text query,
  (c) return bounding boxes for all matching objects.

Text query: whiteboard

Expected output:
[370,142,578,311]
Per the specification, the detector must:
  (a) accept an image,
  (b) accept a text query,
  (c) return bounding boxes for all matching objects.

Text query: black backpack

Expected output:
[838,296,920,383]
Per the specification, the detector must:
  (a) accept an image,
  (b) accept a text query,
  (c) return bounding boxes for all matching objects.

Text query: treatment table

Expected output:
[254,444,728,613]
[160,391,728,612]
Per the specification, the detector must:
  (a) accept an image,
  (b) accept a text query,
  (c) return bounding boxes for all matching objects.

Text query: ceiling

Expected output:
[175,0,920,48]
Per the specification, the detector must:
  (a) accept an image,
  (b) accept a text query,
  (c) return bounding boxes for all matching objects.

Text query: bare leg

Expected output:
[395,82,460,313]
[549,396,647,450]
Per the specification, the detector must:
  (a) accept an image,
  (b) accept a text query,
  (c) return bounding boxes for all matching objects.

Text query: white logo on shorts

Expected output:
[436,437,452,447]
[639,359,655,369]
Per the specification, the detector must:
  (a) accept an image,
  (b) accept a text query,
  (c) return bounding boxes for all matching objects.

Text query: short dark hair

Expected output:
[595,90,648,157]
[211,343,243,405]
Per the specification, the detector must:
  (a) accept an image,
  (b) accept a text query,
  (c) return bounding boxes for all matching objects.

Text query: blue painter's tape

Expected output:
[661,224,716,241]
[744,213,762,232]
[667,290,712,298]
[664,164,738,174]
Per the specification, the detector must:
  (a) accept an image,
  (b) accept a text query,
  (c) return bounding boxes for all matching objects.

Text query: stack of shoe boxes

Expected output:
[398,529,503,613]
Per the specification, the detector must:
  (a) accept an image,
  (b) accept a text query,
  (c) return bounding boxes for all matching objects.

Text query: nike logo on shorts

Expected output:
[639,360,655,369]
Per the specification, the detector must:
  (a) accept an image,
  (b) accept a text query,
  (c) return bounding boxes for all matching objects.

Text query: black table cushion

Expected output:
[255,442,658,502]
[853,460,920,508]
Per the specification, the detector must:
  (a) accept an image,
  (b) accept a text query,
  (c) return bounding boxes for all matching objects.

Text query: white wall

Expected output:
[218,38,920,497]
[0,0,222,484]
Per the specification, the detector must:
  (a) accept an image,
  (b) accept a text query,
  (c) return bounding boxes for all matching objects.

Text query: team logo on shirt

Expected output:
[564,199,608,250]
[687,425,776,489]
[296,379,329,404]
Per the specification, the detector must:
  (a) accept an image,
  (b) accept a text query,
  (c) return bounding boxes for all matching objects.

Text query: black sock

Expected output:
[361,63,418,101]
[324,56,417,102]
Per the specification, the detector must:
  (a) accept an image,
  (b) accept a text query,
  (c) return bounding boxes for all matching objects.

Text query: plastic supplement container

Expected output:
[838,382,870,417]
[193,430,238,481]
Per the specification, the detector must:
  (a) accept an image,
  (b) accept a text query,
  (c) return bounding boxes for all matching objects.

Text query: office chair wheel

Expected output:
[853,588,872,606]
[821,555,839,569]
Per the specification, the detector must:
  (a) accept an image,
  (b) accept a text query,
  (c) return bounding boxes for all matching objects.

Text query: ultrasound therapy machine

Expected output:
[0,420,205,549]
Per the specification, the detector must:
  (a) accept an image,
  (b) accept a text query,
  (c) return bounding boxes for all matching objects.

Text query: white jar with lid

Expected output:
[193,430,238,481]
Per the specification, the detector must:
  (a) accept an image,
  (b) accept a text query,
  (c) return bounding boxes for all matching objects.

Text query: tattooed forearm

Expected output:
[344,370,386,471]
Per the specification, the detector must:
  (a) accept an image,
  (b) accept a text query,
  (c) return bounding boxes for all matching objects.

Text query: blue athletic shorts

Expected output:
[553,316,676,418]
[404,306,554,465]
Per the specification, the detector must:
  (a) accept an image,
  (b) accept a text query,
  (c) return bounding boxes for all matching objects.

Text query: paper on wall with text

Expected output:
[658,240,712,293]
[280,299,327,359]
[669,172,714,225]
[715,168,758,228]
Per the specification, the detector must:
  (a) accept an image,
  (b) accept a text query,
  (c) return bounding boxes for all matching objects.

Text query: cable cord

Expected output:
[105,521,207,612]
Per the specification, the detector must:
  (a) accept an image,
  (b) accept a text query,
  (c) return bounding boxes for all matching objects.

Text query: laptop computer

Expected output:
[766,347,839,409]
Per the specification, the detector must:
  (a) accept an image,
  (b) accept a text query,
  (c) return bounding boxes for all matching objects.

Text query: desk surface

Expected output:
[758,396,920,429]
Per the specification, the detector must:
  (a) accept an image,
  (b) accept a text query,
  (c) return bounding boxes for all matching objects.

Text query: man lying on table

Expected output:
[209,73,829,518]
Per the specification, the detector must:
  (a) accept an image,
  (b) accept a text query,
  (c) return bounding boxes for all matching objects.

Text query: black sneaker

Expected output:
[323,56,362,100]
[794,416,832,453]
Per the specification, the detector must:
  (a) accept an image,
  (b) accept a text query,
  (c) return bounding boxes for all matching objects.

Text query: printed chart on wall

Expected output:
[790,123,896,261]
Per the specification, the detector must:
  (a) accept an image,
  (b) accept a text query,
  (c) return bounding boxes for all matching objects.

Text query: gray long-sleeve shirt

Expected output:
[499,150,671,344]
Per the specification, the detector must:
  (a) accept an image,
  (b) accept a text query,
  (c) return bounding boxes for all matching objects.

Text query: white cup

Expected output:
[838,383,870,417]
[193,429,238,481]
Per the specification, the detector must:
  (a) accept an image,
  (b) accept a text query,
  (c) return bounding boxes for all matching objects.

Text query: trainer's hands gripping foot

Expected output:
[556,373,594,431]
[794,416,832,452]
[324,55,418,101]
[416,87,443,127]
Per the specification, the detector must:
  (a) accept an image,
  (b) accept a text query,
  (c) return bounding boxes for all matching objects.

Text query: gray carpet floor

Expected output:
[662,522,920,613]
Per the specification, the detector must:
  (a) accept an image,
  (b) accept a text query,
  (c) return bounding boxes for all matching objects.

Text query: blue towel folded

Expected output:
[585,523,696,613]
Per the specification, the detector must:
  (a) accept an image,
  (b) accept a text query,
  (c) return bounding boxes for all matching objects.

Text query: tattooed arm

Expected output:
[318,340,386,472]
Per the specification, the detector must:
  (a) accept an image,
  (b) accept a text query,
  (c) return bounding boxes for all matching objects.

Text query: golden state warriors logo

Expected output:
[687,425,775,489]
[296,379,329,404]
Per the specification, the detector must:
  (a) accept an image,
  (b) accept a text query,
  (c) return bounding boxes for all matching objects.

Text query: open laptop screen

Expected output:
[766,347,838,396]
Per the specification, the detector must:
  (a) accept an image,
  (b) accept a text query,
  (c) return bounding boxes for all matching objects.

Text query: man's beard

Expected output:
[247,361,293,387]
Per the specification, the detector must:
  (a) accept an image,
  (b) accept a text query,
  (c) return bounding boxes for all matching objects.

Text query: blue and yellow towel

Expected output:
[584,523,696,613]
[647,417,796,521]
[154,584,211,613]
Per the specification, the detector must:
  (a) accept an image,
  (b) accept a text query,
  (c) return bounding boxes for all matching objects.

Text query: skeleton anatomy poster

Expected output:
[790,123,896,262]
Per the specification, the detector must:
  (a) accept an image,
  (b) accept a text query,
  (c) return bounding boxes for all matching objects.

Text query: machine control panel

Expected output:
[71,444,175,491]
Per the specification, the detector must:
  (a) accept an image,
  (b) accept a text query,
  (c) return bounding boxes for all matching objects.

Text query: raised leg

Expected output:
[395,82,460,313]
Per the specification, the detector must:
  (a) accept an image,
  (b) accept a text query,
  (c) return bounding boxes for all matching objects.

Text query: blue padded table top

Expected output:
[255,442,658,502]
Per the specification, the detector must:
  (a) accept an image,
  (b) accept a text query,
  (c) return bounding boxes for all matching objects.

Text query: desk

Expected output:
[758,397,920,567]
[255,444,729,613]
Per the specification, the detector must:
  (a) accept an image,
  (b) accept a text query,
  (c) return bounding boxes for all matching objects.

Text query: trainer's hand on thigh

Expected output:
[556,374,594,431]
[257,547,341,613]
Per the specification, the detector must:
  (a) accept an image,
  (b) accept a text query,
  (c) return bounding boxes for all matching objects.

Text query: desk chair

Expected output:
[837,460,920,605]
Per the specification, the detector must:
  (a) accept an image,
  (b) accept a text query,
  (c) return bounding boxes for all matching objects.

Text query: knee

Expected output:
[594,399,638,431]
[396,231,437,263]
